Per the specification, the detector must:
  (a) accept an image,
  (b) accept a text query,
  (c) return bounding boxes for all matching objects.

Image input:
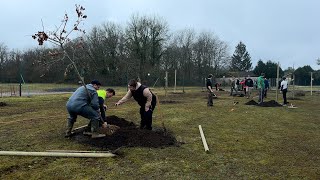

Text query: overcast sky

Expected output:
[1,0,319,70]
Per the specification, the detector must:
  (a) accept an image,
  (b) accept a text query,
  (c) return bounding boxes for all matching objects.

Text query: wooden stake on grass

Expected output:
[72,125,88,132]
[198,125,209,152]
[0,151,115,158]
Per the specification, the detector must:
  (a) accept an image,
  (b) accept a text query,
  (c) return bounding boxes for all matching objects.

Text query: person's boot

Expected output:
[83,123,92,135]
[65,119,74,137]
[91,119,106,138]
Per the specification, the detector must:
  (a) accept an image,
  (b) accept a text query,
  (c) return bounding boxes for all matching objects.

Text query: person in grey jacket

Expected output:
[65,80,105,138]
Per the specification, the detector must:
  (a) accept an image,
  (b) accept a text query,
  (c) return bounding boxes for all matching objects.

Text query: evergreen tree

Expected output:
[253,60,283,78]
[230,41,252,71]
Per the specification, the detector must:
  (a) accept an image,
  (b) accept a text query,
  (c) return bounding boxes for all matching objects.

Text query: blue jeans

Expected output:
[258,88,264,103]
[67,105,100,132]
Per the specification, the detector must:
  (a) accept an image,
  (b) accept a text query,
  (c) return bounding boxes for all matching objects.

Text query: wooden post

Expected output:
[0,151,115,158]
[165,71,168,97]
[276,62,280,102]
[174,69,177,93]
[292,73,295,99]
[311,72,313,96]
[198,125,209,152]
[165,71,168,89]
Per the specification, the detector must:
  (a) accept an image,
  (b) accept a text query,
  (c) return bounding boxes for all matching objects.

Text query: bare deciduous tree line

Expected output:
[0,14,230,86]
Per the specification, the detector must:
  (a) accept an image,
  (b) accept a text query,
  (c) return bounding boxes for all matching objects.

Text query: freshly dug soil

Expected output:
[71,116,178,150]
[245,100,282,107]
[0,102,7,106]
[245,100,258,105]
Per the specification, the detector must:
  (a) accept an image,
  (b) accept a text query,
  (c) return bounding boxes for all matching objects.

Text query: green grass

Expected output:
[0,87,319,179]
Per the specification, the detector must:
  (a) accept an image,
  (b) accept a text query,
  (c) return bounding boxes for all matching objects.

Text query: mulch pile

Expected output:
[71,115,178,150]
[0,102,7,106]
[245,100,283,107]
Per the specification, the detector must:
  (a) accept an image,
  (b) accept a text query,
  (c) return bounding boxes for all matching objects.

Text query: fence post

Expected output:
[311,72,313,96]
[276,62,279,102]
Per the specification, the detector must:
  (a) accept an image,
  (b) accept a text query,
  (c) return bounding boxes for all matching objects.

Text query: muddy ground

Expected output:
[245,100,283,107]
[69,116,178,151]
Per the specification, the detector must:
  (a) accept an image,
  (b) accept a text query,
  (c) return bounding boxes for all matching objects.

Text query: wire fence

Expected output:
[1,81,319,98]
[0,83,79,97]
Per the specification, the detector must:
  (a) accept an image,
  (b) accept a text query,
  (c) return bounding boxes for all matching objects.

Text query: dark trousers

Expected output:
[282,89,287,104]
[67,105,100,132]
[98,97,106,121]
[140,100,156,130]
[207,91,213,106]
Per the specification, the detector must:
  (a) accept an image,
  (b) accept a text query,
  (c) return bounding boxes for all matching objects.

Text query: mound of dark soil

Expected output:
[0,102,7,106]
[245,100,282,107]
[259,100,283,107]
[245,100,258,105]
[71,116,178,150]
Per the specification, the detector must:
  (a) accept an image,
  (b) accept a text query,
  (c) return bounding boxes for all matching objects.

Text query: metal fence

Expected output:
[0,83,79,97]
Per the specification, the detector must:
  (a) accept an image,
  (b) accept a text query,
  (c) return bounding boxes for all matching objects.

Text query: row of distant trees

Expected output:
[0,13,319,86]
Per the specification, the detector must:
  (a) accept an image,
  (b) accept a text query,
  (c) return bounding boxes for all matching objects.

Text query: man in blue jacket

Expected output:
[65,80,105,138]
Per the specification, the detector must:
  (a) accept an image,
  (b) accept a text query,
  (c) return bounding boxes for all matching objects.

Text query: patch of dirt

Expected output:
[245,100,283,107]
[70,116,178,151]
[245,100,258,105]
[0,102,7,106]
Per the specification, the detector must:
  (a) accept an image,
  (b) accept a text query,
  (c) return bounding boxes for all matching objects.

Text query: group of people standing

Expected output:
[206,73,289,106]
[65,79,157,138]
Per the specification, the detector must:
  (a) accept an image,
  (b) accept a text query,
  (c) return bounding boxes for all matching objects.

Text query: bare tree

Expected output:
[175,29,195,84]
[125,14,169,82]
[32,4,88,84]
[0,43,8,82]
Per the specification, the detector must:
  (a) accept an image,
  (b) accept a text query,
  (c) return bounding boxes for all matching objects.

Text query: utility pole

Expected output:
[276,62,279,102]
[311,72,313,96]
[292,64,295,99]
[19,55,22,97]
[174,69,177,93]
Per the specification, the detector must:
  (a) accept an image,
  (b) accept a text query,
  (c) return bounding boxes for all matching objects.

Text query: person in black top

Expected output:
[115,79,157,130]
[206,74,214,106]
[245,75,254,99]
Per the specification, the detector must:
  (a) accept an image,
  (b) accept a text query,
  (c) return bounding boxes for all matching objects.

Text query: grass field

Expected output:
[0,87,319,179]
